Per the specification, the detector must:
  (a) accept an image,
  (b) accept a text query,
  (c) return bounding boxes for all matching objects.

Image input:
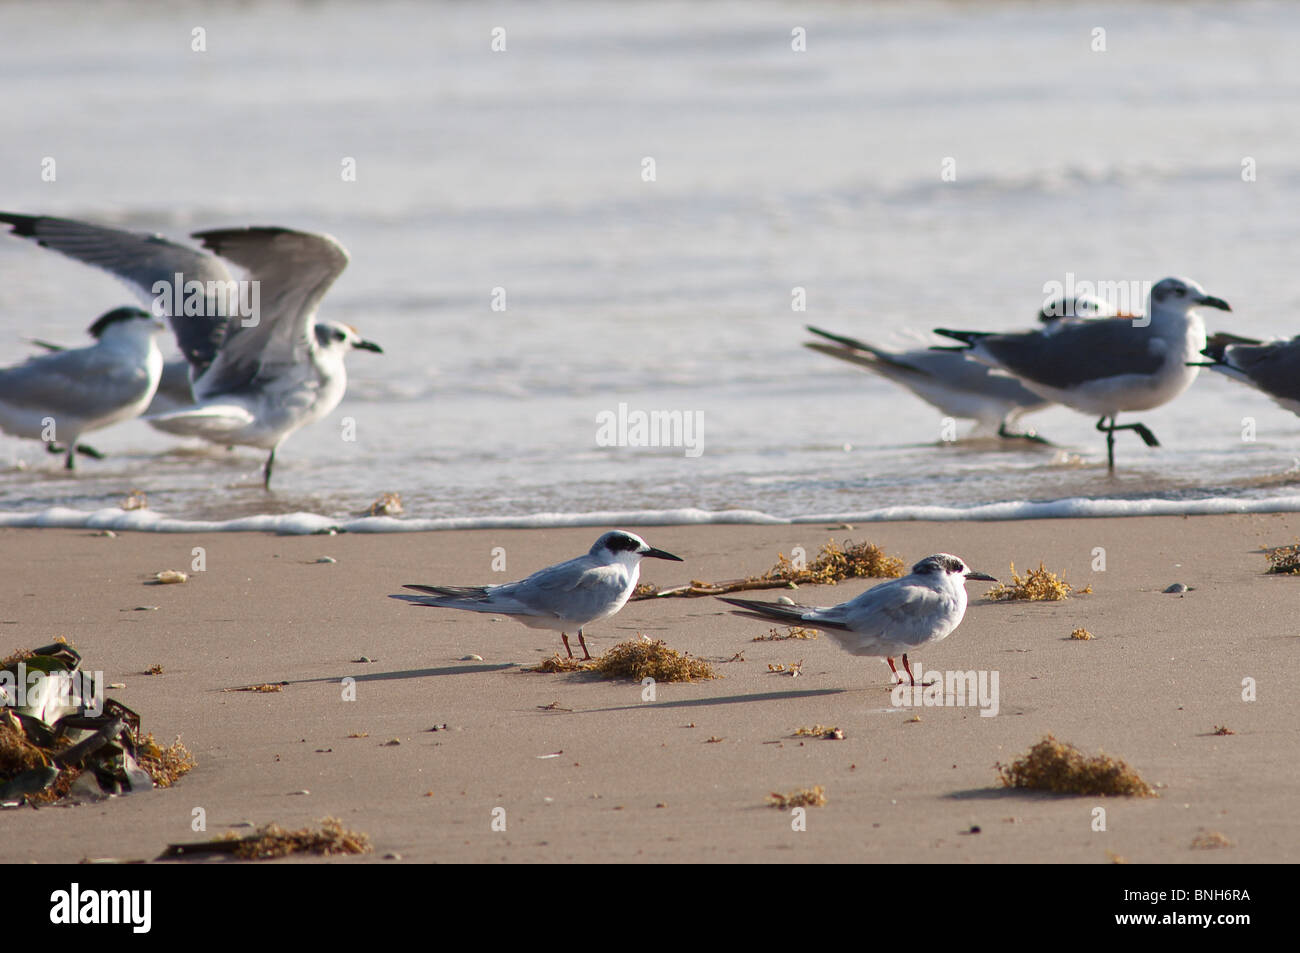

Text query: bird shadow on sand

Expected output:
[575,688,845,713]
[944,787,1080,801]
[288,662,518,686]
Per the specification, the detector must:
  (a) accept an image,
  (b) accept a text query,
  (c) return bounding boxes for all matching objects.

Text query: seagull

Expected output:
[391,530,684,660]
[933,277,1231,470]
[24,318,368,418]
[0,307,165,469]
[718,553,996,686]
[805,295,1119,442]
[1195,332,1300,417]
[0,212,383,487]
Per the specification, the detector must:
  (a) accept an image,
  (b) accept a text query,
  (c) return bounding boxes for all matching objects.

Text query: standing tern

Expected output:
[391,531,684,660]
[0,307,165,468]
[0,212,383,487]
[934,277,1231,470]
[718,553,996,686]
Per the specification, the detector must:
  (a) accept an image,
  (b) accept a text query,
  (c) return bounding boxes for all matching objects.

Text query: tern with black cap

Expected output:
[392,531,684,660]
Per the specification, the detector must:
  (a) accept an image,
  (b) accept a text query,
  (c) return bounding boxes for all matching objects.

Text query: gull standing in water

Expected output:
[933,277,1230,470]
[0,212,383,487]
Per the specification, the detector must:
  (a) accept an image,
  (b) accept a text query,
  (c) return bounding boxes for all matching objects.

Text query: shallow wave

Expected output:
[6,494,1300,535]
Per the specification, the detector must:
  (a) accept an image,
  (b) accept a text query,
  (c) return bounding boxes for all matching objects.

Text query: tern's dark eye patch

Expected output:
[604,532,643,553]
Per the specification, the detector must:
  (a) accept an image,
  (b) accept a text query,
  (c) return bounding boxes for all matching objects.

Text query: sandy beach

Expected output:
[2,514,1296,864]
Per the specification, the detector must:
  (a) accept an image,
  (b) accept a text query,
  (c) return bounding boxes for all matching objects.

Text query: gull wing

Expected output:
[188,228,348,399]
[1217,337,1300,404]
[966,319,1165,388]
[0,212,233,378]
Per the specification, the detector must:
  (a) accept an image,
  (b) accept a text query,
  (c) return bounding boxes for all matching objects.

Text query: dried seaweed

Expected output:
[137,734,196,788]
[767,785,827,809]
[631,538,904,599]
[986,562,1091,601]
[793,725,843,740]
[753,626,818,642]
[996,734,1156,797]
[1265,543,1300,575]
[1069,628,1094,640]
[523,655,595,674]
[594,639,717,682]
[160,817,371,860]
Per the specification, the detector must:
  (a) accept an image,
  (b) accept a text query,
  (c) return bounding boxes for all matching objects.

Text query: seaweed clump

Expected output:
[1265,543,1300,575]
[161,817,371,860]
[996,734,1156,797]
[767,786,827,809]
[594,639,717,682]
[765,539,905,586]
[986,562,1091,601]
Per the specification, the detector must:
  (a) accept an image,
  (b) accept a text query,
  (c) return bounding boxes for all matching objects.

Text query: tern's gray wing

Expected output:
[966,320,1165,389]
[1217,337,1300,402]
[188,228,348,398]
[494,557,624,617]
[814,578,956,651]
[0,347,153,421]
[0,212,234,377]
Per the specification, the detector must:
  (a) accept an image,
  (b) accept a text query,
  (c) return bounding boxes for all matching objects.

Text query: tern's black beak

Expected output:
[354,339,383,353]
[965,571,997,582]
[1196,294,1231,312]
[642,547,684,562]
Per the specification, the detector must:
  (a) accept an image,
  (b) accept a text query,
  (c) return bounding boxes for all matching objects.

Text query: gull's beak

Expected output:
[1196,294,1232,312]
[642,547,684,562]
[354,338,383,353]
[965,571,997,582]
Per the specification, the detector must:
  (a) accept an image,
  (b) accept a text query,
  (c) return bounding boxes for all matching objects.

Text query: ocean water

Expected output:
[2,0,1300,532]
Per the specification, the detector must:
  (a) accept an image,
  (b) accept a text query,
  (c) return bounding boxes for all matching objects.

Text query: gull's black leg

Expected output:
[1095,416,1116,471]
[75,443,106,460]
[998,421,1051,445]
[64,444,75,470]
[263,448,276,489]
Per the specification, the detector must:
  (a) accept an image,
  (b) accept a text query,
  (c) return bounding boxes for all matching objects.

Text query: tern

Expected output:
[0,212,383,487]
[718,553,995,686]
[391,530,684,660]
[0,307,165,469]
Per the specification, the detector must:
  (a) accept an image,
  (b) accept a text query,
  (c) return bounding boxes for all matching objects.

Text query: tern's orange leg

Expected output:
[561,633,575,659]
[901,654,917,687]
